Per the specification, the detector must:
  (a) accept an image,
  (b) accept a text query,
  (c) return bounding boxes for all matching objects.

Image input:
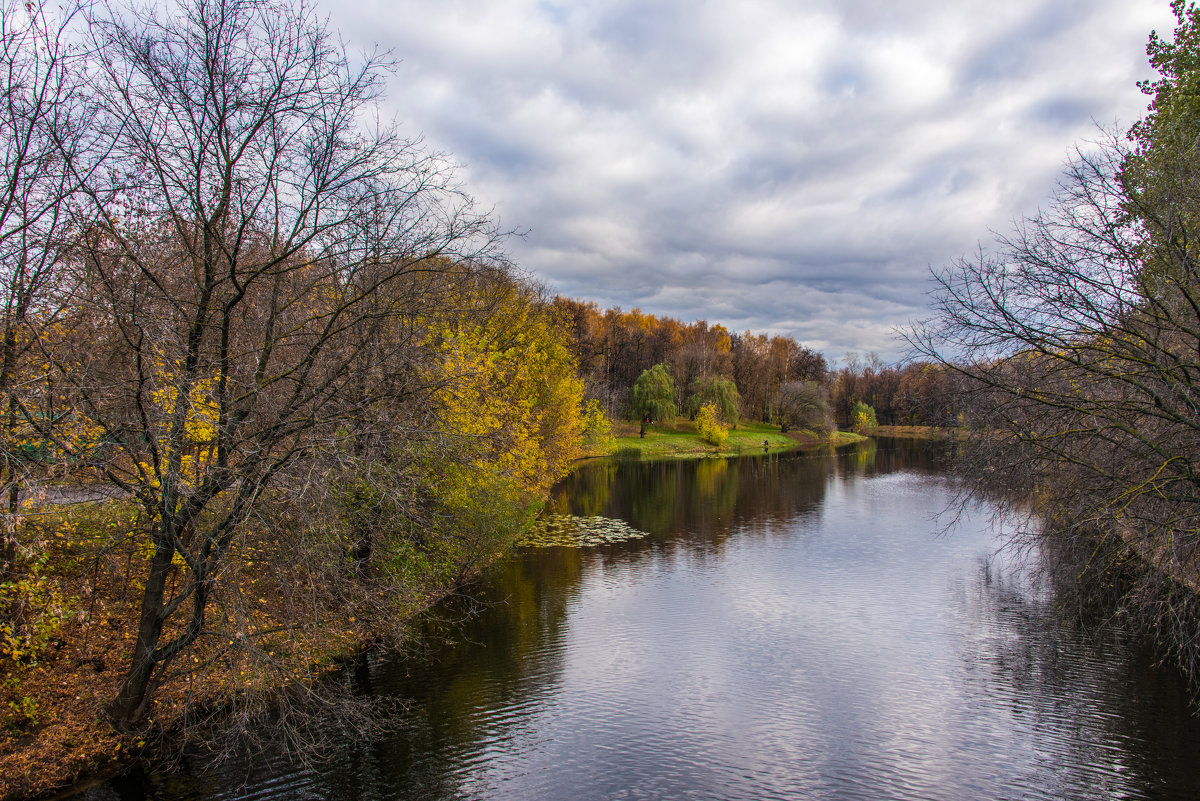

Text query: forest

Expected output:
[552,297,957,432]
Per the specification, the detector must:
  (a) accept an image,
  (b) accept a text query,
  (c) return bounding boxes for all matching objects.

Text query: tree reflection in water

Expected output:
[81,438,1200,801]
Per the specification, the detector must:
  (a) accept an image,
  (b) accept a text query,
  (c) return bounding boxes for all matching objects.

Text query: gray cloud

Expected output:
[333,0,1176,362]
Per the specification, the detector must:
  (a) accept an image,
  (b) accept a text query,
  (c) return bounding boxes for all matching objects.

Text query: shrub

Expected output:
[696,402,730,446]
[582,398,616,455]
[850,401,878,434]
[0,552,68,666]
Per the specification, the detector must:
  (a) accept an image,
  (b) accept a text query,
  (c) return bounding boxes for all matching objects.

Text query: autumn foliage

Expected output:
[0,0,960,791]
[0,0,597,789]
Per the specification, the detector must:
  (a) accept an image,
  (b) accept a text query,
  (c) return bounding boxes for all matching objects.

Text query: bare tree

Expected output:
[908,124,1200,679]
[29,0,504,728]
[775,381,832,436]
[0,0,100,578]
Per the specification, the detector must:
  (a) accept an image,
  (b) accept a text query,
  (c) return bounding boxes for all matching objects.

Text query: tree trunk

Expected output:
[105,538,174,728]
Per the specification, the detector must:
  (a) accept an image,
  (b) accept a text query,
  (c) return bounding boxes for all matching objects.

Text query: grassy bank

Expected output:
[596,420,866,460]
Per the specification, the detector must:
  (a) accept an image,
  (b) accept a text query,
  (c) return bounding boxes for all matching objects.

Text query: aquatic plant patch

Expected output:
[520,515,650,548]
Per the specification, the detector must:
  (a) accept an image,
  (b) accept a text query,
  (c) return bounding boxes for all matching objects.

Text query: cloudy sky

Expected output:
[331,0,1175,362]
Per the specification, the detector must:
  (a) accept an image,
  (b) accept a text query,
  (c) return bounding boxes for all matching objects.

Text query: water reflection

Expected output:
[81,438,1200,801]
[547,449,837,551]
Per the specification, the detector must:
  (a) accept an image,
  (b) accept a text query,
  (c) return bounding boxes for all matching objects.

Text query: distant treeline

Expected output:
[552,298,957,429]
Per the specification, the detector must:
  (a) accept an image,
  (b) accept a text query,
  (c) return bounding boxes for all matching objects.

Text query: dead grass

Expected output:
[870,425,954,440]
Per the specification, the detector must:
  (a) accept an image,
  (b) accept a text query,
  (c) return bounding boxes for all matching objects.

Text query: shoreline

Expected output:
[2,424,949,800]
[581,422,952,462]
[585,420,869,461]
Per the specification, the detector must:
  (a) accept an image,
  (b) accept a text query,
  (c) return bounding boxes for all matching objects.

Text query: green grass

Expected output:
[600,419,866,460]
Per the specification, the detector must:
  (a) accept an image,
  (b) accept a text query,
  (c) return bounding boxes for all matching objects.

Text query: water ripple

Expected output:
[80,448,1200,801]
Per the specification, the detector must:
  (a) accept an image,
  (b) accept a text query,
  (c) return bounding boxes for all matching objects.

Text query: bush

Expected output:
[850,401,877,434]
[696,402,730,446]
[582,398,616,455]
[0,552,68,667]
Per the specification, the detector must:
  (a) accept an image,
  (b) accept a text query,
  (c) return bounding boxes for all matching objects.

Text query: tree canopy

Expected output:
[776,381,833,435]
[630,363,677,423]
[685,376,739,425]
[0,0,595,740]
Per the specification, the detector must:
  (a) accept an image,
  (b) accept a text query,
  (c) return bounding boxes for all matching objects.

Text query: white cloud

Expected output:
[332,0,1178,360]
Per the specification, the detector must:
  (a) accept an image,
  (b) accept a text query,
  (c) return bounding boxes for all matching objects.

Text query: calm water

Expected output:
[86,439,1200,801]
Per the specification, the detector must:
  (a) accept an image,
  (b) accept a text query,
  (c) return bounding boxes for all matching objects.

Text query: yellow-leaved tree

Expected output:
[435,277,587,495]
[322,269,603,609]
[400,276,592,579]
[695,401,730,447]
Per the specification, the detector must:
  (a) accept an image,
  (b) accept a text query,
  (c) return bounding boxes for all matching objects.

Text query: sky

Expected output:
[330,0,1177,363]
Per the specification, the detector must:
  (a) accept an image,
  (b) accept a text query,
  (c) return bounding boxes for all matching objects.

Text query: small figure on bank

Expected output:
[640,415,651,438]
[763,439,769,451]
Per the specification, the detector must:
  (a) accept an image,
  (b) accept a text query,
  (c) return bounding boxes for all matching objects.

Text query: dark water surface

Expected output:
[87,439,1200,800]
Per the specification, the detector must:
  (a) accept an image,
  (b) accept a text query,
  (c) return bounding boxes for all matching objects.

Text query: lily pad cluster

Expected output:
[520,515,650,548]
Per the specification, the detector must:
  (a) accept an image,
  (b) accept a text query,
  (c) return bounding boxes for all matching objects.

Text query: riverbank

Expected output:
[869,425,955,440]
[598,420,866,460]
[0,491,511,800]
[2,423,901,799]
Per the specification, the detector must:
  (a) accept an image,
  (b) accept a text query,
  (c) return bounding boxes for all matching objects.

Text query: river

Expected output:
[81,438,1200,800]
